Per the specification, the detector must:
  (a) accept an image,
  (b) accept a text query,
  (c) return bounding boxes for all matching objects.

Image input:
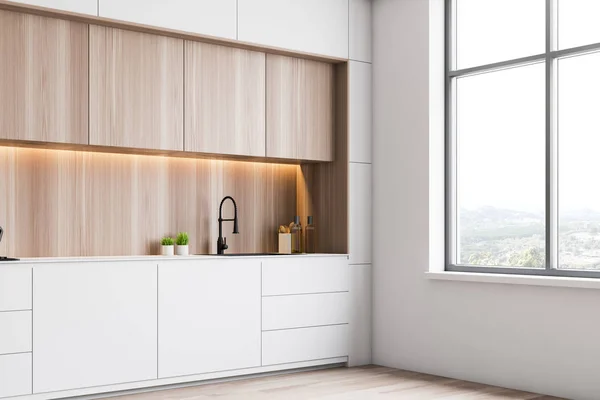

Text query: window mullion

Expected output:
[546,0,559,270]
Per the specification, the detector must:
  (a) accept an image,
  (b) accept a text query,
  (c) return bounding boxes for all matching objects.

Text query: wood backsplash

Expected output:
[0,147,298,257]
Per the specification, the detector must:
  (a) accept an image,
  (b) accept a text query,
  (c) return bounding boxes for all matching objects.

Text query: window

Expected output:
[447,0,600,277]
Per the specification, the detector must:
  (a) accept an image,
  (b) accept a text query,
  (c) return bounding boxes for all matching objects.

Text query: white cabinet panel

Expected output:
[263,293,349,331]
[349,61,372,163]
[33,262,157,393]
[0,311,31,355]
[158,259,261,378]
[349,0,372,62]
[262,256,349,296]
[349,163,372,264]
[238,0,348,58]
[99,0,236,39]
[0,353,31,398]
[262,325,348,365]
[12,0,97,15]
[0,266,31,312]
[348,264,372,366]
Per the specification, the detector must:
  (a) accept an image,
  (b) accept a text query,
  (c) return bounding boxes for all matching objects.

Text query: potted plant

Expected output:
[175,232,189,256]
[161,237,174,256]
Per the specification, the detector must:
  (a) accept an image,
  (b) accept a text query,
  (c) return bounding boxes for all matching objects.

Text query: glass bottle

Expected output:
[291,216,303,253]
[305,216,316,253]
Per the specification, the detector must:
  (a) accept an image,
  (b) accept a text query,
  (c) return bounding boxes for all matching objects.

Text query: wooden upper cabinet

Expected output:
[185,42,266,157]
[266,55,335,162]
[89,25,184,151]
[0,10,88,145]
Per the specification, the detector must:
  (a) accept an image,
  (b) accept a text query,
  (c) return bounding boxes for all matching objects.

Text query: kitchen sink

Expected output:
[0,256,19,261]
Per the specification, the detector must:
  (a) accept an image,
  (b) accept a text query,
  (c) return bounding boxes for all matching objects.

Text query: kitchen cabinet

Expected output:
[349,61,372,163]
[11,0,96,15]
[262,324,348,365]
[33,262,158,393]
[348,263,372,366]
[89,25,184,151]
[349,163,372,264]
[0,10,88,145]
[0,353,31,398]
[349,0,372,63]
[0,266,31,311]
[99,0,236,39]
[262,256,349,296]
[0,312,31,355]
[158,259,261,378]
[266,54,335,161]
[185,42,266,157]
[238,0,348,59]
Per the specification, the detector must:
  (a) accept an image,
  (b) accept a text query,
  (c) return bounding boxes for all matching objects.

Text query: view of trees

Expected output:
[460,207,600,269]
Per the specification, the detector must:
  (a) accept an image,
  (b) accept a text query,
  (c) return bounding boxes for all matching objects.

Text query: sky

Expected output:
[455,0,600,214]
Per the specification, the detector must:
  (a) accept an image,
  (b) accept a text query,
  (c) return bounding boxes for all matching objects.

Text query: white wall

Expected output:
[372,1,600,399]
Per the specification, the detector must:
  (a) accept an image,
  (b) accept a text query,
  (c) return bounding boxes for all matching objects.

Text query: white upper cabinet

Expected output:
[11,0,97,15]
[99,0,237,39]
[349,61,372,163]
[238,0,349,59]
[349,0,372,62]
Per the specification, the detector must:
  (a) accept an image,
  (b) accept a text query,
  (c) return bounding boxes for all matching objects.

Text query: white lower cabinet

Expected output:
[0,311,32,355]
[0,353,32,398]
[158,259,261,378]
[33,262,158,393]
[262,325,349,366]
[262,293,349,331]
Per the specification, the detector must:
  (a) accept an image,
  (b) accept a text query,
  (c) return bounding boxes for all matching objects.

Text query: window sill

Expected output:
[426,271,600,290]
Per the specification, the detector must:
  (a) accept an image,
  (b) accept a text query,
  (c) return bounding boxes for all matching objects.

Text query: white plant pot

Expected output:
[176,245,189,256]
[161,245,174,256]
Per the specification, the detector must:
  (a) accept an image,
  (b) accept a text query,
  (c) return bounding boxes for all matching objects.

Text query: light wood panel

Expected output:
[297,63,348,254]
[0,0,347,64]
[89,25,184,151]
[0,9,87,144]
[0,147,297,257]
[107,366,565,400]
[266,54,335,161]
[185,42,266,157]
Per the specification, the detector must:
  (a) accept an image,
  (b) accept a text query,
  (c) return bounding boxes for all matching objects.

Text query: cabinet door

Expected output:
[185,42,266,157]
[349,61,372,163]
[0,10,88,145]
[33,262,158,393]
[349,163,372,264]
[89,25,184,151]
[12,0,97,15]
[99,0,236,39]
[158,259,261,378]
[238,0,348,59]
[266,55,334,161]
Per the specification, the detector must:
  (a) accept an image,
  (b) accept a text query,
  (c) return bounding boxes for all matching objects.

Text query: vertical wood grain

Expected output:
[266,54,334,161]
[185,42,266,157]
[0,10,88,145]
[89,25,184,151]
[297,63,348,254]
[0,148,297,257]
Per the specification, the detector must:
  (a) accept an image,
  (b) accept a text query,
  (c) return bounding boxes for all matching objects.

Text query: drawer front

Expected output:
[263,293,349,331]
[262,256,349,296]
[0,353,32,398]
[262,324,348,366]
[0,312,32,355]
[0,267,32,311]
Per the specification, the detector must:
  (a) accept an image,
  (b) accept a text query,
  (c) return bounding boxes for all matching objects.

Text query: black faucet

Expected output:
[217,196,239,254]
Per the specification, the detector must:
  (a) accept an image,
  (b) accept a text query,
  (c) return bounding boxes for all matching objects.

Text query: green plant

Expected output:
[176,232,189,246]
[161,237,174,246]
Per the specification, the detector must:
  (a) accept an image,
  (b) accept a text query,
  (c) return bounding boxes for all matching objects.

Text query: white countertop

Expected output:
[0,253,348,265]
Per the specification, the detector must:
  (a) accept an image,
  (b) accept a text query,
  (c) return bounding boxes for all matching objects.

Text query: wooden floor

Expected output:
[108,366,564,400]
